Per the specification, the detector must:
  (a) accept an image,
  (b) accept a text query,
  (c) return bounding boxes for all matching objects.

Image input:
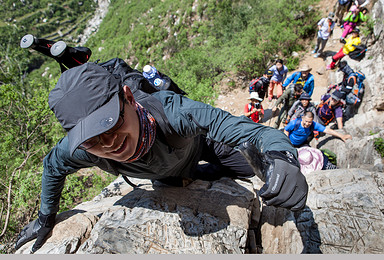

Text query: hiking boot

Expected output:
[311,49,316,54]
[314,53,320,58]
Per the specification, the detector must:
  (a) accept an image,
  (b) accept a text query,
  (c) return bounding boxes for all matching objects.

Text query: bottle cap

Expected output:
[154,78,163,87]
[143,65,152,73]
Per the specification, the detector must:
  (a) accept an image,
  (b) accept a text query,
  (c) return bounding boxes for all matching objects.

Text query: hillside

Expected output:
[215,0,344,119]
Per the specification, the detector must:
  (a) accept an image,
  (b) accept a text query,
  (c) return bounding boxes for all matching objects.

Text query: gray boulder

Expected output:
[259,168,384,254]
[16,177,259,254]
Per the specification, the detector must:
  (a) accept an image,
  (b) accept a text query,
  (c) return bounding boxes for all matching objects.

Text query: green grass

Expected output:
[374,137,384,158]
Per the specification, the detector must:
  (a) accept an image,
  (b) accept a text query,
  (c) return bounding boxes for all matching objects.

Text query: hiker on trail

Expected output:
[327,60,365,106]
[316,90,345,129]
[335,0,353,26]
[284,111,352,148]
[272,84,303,129]
[15,59,308,253]
[339,61,365,106]
[340,6,367,41]
[297,146,338,175]
[244,92,264,123]
[336,60,363,99]
[356,7,369,26]
[248,69,273,100]
[327,28,361,70]
[282,64,315,97]
[312,12,336,58]
[267,59,288,101]
[331,61,366,119]
[287,93,318,124]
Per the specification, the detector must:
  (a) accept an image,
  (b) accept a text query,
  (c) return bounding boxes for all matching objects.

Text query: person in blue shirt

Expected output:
[267,59,288,101]
[282,64,315,97]
[284,111,352,148]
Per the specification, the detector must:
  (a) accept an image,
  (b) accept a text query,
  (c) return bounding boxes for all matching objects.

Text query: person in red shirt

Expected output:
[244,92,264,123]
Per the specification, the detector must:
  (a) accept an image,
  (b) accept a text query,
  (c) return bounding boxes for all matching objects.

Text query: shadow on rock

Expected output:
[322,50,337,59]
[258,205,322,254]
[262,109,275,122]
[294,206,322,254]
[316,135,338,149]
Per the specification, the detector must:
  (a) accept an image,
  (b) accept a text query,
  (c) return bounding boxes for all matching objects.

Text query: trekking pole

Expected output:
[20,34,92,72]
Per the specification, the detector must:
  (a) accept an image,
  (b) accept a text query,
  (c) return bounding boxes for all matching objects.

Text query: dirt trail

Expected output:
[215,0,343,128]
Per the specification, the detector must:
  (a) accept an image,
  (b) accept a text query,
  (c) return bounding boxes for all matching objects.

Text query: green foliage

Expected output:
[0,80,60,245]
[60,172,116,212]
[360,15,376,38]
[373,137,384,158]
[84,0,320,103]
[0,0,96,40]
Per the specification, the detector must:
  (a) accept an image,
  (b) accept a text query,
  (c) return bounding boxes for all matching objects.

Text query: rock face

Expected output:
[259,169,384,254]
[16,177,259,254]
[15,0,384,255]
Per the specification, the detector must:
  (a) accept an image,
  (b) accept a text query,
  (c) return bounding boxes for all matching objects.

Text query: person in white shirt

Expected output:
[312,12,336,58]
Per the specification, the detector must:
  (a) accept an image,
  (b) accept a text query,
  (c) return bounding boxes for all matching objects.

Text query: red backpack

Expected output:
[248,78,262,93]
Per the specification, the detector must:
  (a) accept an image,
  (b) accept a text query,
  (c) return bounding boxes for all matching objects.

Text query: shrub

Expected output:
[374,137,384,158]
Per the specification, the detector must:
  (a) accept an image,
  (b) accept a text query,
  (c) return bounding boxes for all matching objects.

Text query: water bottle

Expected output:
[143,65,164,88]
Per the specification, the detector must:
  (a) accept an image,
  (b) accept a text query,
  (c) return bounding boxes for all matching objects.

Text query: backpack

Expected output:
[317,97,337,126]
[98,58,186,96]
[349,44,367,61]
[345,71,365,105]
[320,149,337,166]
[249,77,262,93]
[97,58,190,148]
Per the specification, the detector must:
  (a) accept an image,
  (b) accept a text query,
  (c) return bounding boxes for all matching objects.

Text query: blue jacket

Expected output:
[283,71,315,97]
[40,90,297,215]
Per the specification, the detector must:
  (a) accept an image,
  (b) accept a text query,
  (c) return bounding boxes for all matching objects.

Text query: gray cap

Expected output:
[48,62,123,155]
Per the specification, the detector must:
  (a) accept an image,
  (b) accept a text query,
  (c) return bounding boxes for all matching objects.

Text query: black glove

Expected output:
[237,142,308,211]
[14,211,56,253]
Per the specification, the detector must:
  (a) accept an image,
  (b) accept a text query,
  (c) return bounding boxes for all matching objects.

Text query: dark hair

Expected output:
[276,59,284,65]
[360,7,368,13]
[303,111,314,119]
[294,84,303,92]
